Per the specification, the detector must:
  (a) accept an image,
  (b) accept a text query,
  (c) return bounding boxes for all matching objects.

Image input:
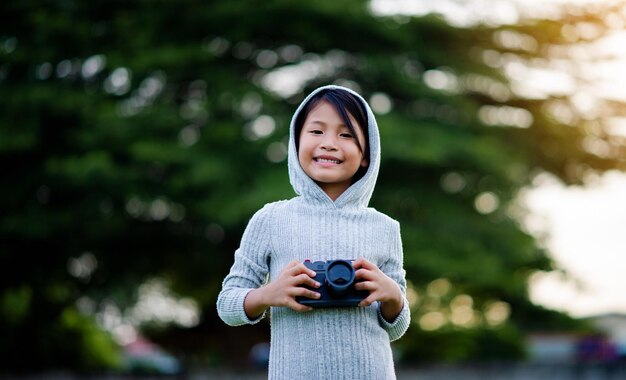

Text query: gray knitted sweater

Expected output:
[217,85,410,379]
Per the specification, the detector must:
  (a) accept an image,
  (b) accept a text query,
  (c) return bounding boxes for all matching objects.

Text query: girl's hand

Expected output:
[245,260,321,318]
[353,258,404,322]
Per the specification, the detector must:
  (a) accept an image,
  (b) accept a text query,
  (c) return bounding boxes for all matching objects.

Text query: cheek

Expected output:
[297,140,310,166]
[297,147,305,164]
[296,136,306,158]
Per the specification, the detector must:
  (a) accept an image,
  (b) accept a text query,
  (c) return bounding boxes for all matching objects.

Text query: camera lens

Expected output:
[326,260,355,296]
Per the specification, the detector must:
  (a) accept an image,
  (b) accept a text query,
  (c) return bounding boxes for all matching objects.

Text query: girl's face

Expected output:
[298,100,368,200]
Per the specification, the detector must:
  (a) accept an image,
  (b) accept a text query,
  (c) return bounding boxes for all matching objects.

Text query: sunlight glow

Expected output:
[478,105,533,128]
[423,69,460,93]
[128,279,200,328]
[427,278,452,298]
[93,278,201,345]
[474,192,500,214]
[370,0,520,27]
[420,311,447,331]
[67,252,98,281]
[104,67,131,95]
[260,52,345,98]
[266,141,288,163]
[81,55,106,79]
[440,172,467,194]
[484,301,511,326]
[244,115,276,140]
[369,92,393,114]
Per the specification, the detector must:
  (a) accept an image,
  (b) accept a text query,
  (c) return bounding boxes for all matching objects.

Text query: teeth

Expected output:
[317,158,340,164]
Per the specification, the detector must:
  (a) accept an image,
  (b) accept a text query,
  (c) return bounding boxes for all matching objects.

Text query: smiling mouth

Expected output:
[315,157,342,164]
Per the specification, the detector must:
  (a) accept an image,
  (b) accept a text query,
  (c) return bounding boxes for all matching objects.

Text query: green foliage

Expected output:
[1,285,32,325]
[59,308,122,370]
[397,324,526,364]
[1,0,622,369]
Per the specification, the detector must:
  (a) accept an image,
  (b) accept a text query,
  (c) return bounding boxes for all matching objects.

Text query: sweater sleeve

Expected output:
[216,204,273,326]
[377,220,411,342]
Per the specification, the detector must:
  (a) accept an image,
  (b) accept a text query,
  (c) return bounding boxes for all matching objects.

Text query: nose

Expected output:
[320,134,338,151]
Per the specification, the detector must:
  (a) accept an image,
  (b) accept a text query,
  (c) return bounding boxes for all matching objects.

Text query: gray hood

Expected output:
[287,85,381,209]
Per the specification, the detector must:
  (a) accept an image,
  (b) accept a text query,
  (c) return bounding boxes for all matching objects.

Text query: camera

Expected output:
[296,259,368,308]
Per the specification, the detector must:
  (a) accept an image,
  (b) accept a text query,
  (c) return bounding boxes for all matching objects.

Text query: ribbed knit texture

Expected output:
[217,85,410,380]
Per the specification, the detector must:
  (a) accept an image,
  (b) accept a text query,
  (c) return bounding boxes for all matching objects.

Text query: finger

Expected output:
[359,296,376,307]
[293,273,320,288]
[354,257,377,271]
[289,262,317,278]
[354,280,376,291]
[291,287,321,299]
[288,300,313,313]
[352,257,365,269]
[304,275,321,288]
[360,258,377,270]
[355,268,375,281]
[284,260,300,271]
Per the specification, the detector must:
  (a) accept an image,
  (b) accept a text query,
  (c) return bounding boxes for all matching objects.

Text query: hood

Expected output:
[287,85,381,209]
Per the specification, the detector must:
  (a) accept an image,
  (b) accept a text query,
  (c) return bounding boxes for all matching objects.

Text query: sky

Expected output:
[523,171,626,317]
[372,0,626,318]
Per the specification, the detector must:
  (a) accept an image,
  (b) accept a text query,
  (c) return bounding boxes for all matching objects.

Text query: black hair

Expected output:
[294,88,370,181]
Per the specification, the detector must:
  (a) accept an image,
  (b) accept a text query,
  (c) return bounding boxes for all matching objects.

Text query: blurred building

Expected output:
[123,336,183,375]
[527,333,580,363]
[590,313,626,360]
[526,313,626,364]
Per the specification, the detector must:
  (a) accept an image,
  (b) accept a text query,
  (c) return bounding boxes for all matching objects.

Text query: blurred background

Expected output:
[2,0,626,378]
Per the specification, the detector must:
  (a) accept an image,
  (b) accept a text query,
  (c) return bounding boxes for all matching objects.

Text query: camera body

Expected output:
[296,259,368,308]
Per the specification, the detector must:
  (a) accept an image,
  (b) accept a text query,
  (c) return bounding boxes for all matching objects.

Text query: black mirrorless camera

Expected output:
[296,259,368,308]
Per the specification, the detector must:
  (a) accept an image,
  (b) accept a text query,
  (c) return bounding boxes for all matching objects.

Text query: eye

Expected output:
[340,132,354,138]
[309,129,323,135]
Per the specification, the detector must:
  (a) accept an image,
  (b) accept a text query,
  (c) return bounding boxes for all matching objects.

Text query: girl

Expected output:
[217,85,410,379]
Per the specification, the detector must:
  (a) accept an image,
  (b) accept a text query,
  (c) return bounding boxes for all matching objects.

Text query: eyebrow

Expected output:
[306,120,348,128]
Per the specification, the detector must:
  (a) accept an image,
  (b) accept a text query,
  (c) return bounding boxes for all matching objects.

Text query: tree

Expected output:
[1,0,623,369]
